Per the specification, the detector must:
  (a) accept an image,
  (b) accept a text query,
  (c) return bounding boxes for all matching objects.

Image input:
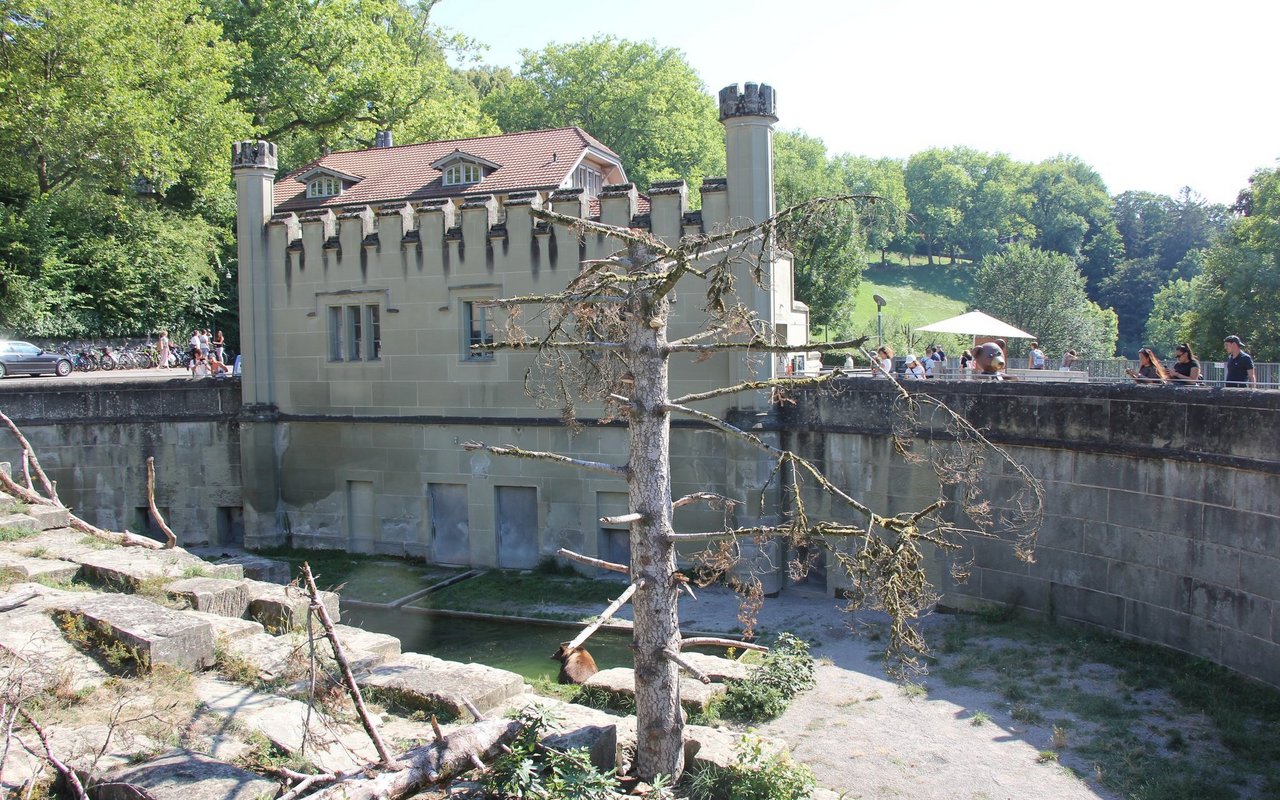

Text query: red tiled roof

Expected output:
[274,127,622,212]
[588,195,651,218]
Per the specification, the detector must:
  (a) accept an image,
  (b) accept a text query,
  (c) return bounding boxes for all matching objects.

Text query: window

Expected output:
[443,163,483,186]
[328,303,382,362]
[463,301,493,361]
[573,164,603,197]
[307,175,342,198]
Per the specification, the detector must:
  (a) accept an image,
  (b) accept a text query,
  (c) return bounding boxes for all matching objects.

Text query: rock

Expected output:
[358,652,524,719]
[221,632,303,682]
[27,505,69,531]
[0,724,159,791]
[0,588,108,692]
[94,749,278,800]
[506,693,622,770]
[217,554,291,584]
[242,580,338,632]
[54,593,215,672]
[583,667,727,712]
[678,651,755,682]
[165,577,251,618]
[682,724,786,772]
[76,548,242,591]
[0,529,102,560]
[0,513,39,533]
[0,552,79,583]
[614,715,637,777]
[182,610,264,641]
[333,623,401,661]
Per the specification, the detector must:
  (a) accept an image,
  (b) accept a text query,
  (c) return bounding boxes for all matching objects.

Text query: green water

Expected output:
[342,606,637,682]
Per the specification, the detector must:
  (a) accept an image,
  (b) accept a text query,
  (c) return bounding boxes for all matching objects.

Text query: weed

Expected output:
[572,684,636,716]
[687,733,816,800]
[968,711,990,726]
[0,525,38,542]
[1010,703,1044,725]
[32,573,91,591]
[55,611,146,674]
[0,565,23,589]
[23,545,49,558]
[214,643,262,686]
[720,633,815,723]
[485,706,620,799]
[901,683,927,700]
[1051,725,1069,750]
[77,535,118,549]
[1037,750,1059,764]
[528,675,580,703]
[181,565,210,578]
[233,729,313,774]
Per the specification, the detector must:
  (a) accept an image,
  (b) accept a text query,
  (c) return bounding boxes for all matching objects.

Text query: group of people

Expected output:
[1124,335,1257,387]
[155,328,231,378]
[873,345,948,380]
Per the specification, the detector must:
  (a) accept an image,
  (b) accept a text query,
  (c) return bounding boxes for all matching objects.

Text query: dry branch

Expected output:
[300,562,394,766]
[662,649,711,684]
[0,468,163,549]
[679,637,769,653]
[665,337,868,354]
[672,492,736,511]
[17,709,88,800]
[20,451,32,492]
[144,457,177,549]
[460,441,625,478]
[671,366,854,406]
[599,511,644,525]
[0,411,58,503]
[566,582,639,651]
[556,547,627,575]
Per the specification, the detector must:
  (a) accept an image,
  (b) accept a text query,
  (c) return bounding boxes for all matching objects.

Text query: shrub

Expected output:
[721,633,815,723]
[485,706,620,799]
[687,734,816,800]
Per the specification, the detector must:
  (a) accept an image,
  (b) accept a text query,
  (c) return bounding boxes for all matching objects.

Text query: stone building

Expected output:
[232,82,810,572]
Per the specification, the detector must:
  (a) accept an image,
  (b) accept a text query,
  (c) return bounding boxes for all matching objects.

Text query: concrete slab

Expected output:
[0,529,101,560]
[583,667,727,712]
[0,724,159,791]
[506,694,622,770]
[183,610,264,642]
[679,651,755,682]
[76,548,241,590]
[217,554,291,584]
[333,623,401,661]
[243,580,338,632]
[0,597,108,693]
[54,593,215,672]
[165,577,251,618]
[358,652,524,719]
[0,513,39,533]
[0,552,79,583]
[27,505,70,531]
[94,750,278,800]
[222,632,303,682]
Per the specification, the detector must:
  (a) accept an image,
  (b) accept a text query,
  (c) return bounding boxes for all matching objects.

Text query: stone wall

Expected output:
[784,379,1280,687]
[0,378,242,547]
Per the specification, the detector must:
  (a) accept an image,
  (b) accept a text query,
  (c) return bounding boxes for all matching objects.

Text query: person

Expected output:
[1125,348,1167,384]
[926,345,943,377]
[875,346,894,378]
[842,353,854,370]
[189,330,201,358]
[959,349,974,371]
[1028,341,1046,370]
[973,342,1005,378]
[903,355,926,379]
[1167,343,1201,385]
[213,330,226,362]
[208,355,230,377]
[1223,335,1257,387]
[920,351,934,378]
[1061,349,1078,370]
[199,329,211,357]
[158,330,170,369]
[931,344,947,362]
[190,351,210,379]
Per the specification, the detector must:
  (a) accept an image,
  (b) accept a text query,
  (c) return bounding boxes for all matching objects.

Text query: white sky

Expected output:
[434,0,1280,205]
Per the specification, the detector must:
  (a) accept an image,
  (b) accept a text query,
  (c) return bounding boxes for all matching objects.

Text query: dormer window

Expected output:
[443,164,483,186]
[573,164,603,197]
[307,176,343,198]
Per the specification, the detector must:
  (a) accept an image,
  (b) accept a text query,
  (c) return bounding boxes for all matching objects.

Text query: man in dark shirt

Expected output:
[1223,335,1257,387]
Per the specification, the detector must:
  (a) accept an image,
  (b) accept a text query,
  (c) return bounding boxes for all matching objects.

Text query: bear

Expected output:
[550,642,598,685]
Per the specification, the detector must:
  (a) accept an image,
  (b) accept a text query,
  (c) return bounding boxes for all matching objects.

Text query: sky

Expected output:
[433,0,1280,206]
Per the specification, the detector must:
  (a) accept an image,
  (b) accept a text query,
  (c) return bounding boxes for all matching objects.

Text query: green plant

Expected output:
[720,633,816,723]
[0,566,23,589]
[485,706,620,799]
[722,681,787,723]
[0,525,38,542]
[969,711,990,726]
[687,734,815,800]
[181,565,210,578]
[1037,750,1059,764]
[571,684,635,716]
[23,545,49,558]
[55,611,145,674]
[77,535,118,550]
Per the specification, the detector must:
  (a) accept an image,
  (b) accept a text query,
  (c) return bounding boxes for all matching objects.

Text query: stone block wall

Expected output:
[0,379,242,547]
[785,380,1280,687]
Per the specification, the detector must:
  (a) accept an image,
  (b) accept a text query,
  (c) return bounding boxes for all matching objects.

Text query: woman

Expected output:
[1125,348,1167,384]
[213,330,226,362]
[903,355,926,379]
[190,351,211,379]
[1061,349,1077,370]
[158,330,170,369]
[875,346,894,377]
[1167,343,1201,384]
[959,349,974,371]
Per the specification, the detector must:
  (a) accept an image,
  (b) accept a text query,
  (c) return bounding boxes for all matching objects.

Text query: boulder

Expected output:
[54,594,215,672]
[683,724,786,772]
[583,667,727,712]
[242,580,338,632]
[506,694,622,770]
[358,652,524,719]
[165,577,251,618]
[679,651,755,682]
[76,549,242,590]
[0,513,39,533]
[94,750,278,800]
[0,552,79,583]
[27,505,70,531]
[217,554,291,584]
[333,623,401,661]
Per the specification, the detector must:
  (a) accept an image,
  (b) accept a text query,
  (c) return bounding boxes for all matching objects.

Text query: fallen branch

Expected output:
[311,718,521,800]
[300,562,394,766]
[599,511,644,525]
[461,698,485,722]
[663,649,711,684]
[679,637,769,653]
[566,582,639,651]
[460,441,626,479]
[0,411,58,503]
[20,451,32,492]
[17,709,88,800]
[144,457,177,549]
[672,492,737,511]
[556,547,627,575]
[0,469,162,549]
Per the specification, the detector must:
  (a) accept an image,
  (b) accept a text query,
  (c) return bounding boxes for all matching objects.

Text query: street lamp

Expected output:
[873,294,887,347]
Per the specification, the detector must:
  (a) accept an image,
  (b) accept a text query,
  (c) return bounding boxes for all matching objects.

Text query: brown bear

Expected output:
[550,643,598,685]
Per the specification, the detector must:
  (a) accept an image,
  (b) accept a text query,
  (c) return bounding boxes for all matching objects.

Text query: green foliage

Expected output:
[687,734,815,800]
[974,243,1118,358]
[0,525,38,542]
[485,706,620,799]
[481,36,724,195]
[905,149,974,265]
[1144,278,1198,357]
[571,684,636,716]
[721,633,815,723]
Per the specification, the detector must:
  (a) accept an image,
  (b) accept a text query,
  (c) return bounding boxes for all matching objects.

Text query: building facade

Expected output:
[232,82,808,575]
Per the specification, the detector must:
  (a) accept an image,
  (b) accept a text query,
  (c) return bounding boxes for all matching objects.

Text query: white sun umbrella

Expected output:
[916,310,1036,340]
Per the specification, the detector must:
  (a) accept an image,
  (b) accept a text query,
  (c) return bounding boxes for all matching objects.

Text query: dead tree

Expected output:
[464,198,1040,782]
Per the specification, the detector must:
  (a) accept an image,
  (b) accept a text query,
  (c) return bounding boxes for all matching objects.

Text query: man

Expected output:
[1223,335,1257,387]
[1028,341,1046,370]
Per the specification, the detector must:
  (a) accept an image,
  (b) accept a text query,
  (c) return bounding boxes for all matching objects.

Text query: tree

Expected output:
[1144,278,1197,356]
[480,36,725,193]
[836,155,908,264]
[1022,156,1114,262]
[206,0,495,171]
[1180,167,1280,361]
[0,0,247,197]
[954,152,1030,264]
[975,244,1117,358]
[773,132,867,334]
[462,201,1039,782]
[905,149,973,265]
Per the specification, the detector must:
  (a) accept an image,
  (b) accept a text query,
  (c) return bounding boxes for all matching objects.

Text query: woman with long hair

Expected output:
[1167,343,1201,384]
[1125,348,1167,384]
[875,346,894,377]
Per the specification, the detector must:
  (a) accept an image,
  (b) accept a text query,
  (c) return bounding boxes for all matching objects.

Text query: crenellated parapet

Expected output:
[718,82,777,121]
[232,140,277,171]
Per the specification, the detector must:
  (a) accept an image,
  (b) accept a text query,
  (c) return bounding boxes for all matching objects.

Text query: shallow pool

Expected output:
[342,606,638,682]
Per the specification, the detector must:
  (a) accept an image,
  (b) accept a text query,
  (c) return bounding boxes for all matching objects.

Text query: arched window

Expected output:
[443,164,483,186]
[307,176,342,198]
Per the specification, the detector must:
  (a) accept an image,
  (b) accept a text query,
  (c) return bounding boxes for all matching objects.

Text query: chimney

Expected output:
[718,82,778,226]
[374,130,393,149]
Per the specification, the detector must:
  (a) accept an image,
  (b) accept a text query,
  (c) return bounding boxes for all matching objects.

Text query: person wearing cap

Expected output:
[1223,335,1256,387]
[903,354,926,379]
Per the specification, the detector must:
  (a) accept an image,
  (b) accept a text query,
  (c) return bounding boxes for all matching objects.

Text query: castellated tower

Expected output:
[230,83,807,576]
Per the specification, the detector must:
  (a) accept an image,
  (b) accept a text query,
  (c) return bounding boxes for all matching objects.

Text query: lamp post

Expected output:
[873,294,887,347]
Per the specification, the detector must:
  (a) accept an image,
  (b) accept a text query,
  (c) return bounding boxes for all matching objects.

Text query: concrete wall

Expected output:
[784,379,1280,687]
[0,379,242,547]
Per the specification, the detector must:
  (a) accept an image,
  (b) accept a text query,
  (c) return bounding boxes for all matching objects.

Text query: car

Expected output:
[0,341,73,378]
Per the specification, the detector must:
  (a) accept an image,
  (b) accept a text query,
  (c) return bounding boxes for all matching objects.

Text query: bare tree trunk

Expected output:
[627,251,685,781]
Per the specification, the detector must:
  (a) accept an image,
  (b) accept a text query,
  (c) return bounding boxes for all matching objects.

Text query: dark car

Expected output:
[0,341,73,378]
